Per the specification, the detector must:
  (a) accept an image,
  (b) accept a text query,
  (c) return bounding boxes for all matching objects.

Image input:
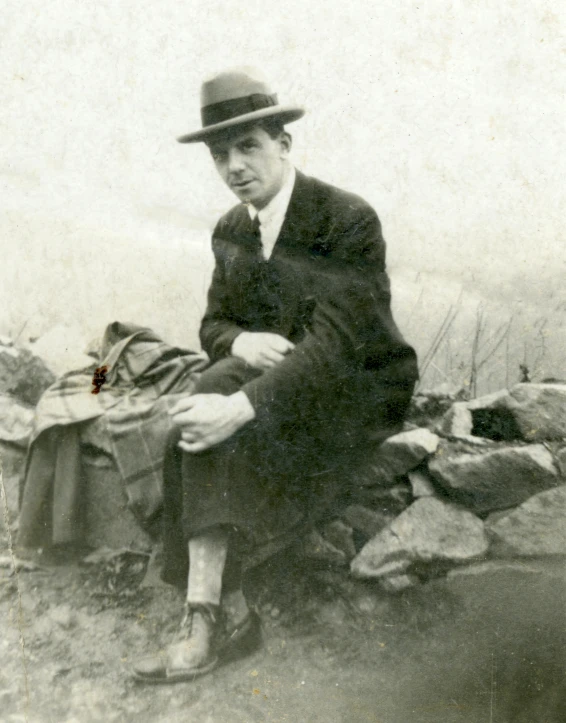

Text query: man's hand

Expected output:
[169,391,256,453]
[231,331,295,370]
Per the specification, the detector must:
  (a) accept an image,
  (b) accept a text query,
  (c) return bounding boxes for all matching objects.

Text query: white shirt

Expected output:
[247,166,296,260]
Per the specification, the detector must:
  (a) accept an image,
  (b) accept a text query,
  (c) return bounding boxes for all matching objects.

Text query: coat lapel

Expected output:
[273,170,318,255]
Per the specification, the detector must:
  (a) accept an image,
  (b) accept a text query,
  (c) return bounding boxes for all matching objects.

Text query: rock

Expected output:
[0,441,26,529]
[380,574,419,593]
[355,483,412,515]
[428,442,559,514]
[408,470,436,498]
[447,560,545,580]
[407,394,457,429]
[303,529,346,565]
[357,428,440,486]
[317,600,347,626]
[501,383,566,441]
[467,389,511,410]
[320,520,356,560]
[0,395,34,446]
[353,530,411,577]
[417,383,467,401]
[470,407,523,442]
[351,593,381,615]
[0,340,55,406]
[351,498,488,579]
[342,505,393,539]
[440,390,530,442]
[438,402,473,437]
[486,485,566,556]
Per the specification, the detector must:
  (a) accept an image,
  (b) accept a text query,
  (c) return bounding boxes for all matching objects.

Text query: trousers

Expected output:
[160,355,414,585]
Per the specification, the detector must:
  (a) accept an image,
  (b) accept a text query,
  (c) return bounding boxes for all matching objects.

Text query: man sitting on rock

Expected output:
[133,67,418,683]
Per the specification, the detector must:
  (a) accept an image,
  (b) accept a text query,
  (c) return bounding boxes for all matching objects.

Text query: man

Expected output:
[133,67,418,683]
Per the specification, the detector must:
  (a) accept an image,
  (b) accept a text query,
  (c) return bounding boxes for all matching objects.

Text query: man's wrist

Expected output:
[228,390,256,424]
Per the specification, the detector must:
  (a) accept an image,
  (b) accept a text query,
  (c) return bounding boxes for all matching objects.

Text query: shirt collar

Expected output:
[247,166,296,226]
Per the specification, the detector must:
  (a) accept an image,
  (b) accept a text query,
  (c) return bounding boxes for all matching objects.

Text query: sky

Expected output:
[1,0,565,383]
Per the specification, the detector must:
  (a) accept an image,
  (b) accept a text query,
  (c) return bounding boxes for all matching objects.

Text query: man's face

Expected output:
[208,125,291,210]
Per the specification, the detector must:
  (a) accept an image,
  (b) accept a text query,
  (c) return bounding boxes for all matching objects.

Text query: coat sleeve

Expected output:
[199,238,245,361]
[241,205,402,424]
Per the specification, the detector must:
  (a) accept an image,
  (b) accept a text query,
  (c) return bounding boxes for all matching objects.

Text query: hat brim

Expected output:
[177,105,305,144]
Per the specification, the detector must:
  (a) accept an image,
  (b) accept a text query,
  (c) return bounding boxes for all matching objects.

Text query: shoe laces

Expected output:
[179,602,220,640]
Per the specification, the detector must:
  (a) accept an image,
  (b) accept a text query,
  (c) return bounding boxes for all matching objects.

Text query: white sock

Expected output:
[186,528,229,607]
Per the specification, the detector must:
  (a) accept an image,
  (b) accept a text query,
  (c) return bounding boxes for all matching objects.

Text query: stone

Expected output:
[0,441,26,530]
[351,498,488,579]
[407,394,456,429]
[439,390,530,442]
[320,520,356,560]
[470,407,524,442]
[351,593,381,615]
[303,529,346,565]
[380,574,419,593]
[486,485,566,557]
[0,340,55,406]
[447,560,545,580]
[0,395,34,446]
[428,442,559,514]
[357,428,440,486]
[466,389,511,410]
[408,470,436,498]
[438,402,473,437]
[355,484,412,515]
[501,383,566,441]
[342,505,394,539]
[418,383,467,401]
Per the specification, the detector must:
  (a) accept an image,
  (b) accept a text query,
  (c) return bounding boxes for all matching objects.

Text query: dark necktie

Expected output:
[250,214,262,255]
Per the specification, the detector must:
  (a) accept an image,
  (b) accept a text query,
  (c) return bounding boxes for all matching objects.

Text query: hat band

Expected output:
[201,93,278,128]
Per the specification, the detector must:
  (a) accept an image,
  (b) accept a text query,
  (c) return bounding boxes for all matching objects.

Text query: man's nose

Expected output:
[227,149,246,174]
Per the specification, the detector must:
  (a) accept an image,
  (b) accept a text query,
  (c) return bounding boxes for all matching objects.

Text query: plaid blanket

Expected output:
[18,322,208,546]
[31,321,207,437]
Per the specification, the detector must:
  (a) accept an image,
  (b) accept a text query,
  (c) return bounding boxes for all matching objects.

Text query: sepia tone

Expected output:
[1,2,565,721]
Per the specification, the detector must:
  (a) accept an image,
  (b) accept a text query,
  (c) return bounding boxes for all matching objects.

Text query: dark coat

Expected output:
[161,171,419,580]
[199,169,418,444]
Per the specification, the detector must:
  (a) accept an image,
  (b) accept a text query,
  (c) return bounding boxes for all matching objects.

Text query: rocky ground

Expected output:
[2,341,566,722]
[1,535,565,723]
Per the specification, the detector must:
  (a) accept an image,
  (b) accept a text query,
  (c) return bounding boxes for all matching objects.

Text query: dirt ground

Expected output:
[1,533,565,723]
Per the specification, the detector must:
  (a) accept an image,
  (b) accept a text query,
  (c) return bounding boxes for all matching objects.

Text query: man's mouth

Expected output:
[232,179,254,190]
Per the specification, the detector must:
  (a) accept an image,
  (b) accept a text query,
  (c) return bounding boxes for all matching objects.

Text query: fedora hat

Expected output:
[177,67,305,144]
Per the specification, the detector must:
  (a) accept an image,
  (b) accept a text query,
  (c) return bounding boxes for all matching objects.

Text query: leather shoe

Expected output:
[132,603,221,684]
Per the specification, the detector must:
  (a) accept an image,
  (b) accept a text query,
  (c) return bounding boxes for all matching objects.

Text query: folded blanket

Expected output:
[17,321,208,548]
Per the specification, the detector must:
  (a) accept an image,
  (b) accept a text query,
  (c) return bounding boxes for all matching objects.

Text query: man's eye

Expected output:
[212,152,227,162]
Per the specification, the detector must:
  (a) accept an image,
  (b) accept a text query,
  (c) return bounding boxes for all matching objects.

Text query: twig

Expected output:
[418,292,462,383]
[13,318,30,344]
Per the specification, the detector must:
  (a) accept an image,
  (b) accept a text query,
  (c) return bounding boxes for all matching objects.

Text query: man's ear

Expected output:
[279,131,292,158]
